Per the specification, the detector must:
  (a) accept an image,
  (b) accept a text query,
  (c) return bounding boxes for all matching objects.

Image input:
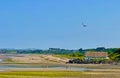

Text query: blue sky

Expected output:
[0,0,120,49]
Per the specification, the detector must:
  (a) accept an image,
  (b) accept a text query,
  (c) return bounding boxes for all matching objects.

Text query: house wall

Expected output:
[85,57,107,60]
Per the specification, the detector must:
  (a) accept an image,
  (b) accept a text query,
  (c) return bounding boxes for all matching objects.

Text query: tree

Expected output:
[109,48,120,61]
[96,47,105,51]
[114,48,120,54]
[78,48,83,52]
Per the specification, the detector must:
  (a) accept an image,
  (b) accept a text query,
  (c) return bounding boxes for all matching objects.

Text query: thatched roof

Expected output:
[85,52,108,58]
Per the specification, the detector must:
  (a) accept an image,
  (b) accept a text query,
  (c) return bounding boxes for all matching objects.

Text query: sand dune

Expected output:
[9,54,69,63]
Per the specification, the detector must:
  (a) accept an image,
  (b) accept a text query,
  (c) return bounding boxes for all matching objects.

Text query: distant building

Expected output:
[85,52,109,60]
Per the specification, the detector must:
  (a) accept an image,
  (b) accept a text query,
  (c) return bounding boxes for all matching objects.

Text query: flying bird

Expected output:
[82,23,87,27]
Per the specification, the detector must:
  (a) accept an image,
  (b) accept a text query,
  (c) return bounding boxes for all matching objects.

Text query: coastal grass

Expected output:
[0,71,119,78]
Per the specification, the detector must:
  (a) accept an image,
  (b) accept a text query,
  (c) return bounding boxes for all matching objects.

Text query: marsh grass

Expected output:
[0,71,119,78]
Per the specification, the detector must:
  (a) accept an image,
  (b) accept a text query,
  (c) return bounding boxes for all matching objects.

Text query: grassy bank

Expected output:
[0,71,119,78]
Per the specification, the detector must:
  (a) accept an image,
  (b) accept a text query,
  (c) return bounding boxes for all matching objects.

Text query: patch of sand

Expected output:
[10,54,69,63]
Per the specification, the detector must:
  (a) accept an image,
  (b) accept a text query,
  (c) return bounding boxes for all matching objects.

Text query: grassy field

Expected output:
[0,71,119,78]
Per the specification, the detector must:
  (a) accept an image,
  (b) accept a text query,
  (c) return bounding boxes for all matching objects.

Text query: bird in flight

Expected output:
[82,23,87,27]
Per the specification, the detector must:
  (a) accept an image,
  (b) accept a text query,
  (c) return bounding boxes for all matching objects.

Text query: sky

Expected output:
[0,0,120,49]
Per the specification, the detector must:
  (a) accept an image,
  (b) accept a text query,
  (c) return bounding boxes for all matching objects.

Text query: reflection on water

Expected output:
[0,65,87,71]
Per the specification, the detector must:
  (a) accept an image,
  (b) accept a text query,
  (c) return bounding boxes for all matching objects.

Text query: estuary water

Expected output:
[0,65,87,71]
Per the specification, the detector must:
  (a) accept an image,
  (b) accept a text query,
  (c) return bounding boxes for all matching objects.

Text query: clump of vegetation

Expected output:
[108,48,120,64]
[54,52,84,60]
[5,58,14,63]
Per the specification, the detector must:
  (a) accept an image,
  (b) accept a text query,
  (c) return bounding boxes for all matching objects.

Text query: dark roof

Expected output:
[85,52,108,58]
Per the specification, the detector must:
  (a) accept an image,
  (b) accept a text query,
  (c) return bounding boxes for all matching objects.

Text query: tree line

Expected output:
[0,47,118,54]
